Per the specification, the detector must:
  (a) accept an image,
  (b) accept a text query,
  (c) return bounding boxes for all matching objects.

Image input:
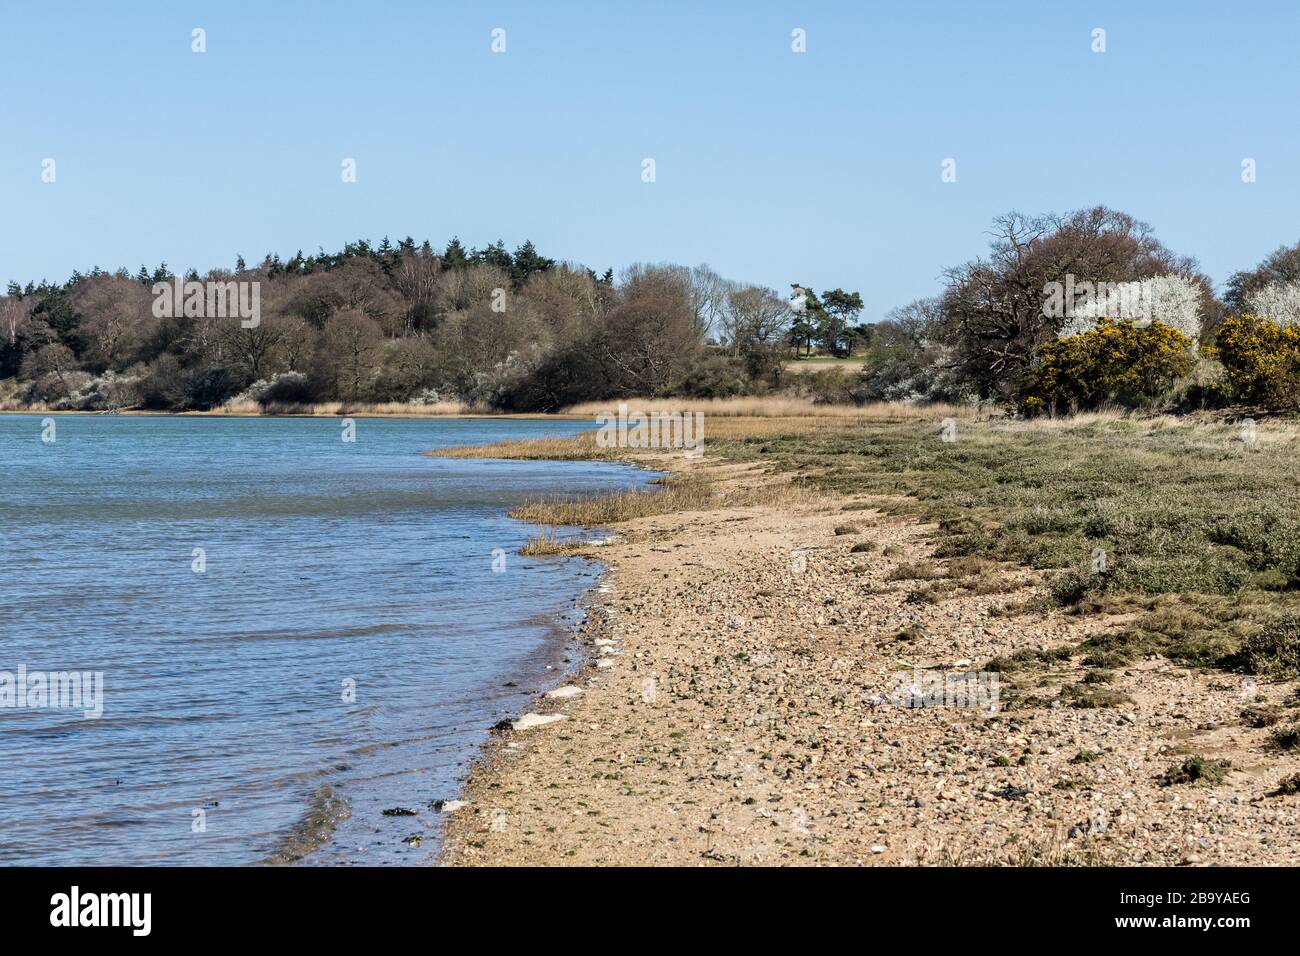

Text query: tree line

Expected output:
[3,208,1298,413]
[1,237,835,412]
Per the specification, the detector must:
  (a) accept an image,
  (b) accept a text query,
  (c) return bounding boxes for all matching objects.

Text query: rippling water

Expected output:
[0,414,648,866]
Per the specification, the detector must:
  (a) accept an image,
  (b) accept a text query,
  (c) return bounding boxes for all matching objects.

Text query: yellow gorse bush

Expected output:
[1021,318,1196,414]
[1208,314,1300,410]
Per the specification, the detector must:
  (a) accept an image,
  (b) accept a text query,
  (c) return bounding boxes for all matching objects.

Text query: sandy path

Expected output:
[442,463,1300,866]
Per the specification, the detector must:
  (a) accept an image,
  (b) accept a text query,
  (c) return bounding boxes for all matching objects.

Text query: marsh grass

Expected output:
[509,473,822,526]
[717,412,1300,677]
[560,396,984,420]
[437,402,1300,688]
[519,528,602,556]
[215,399,479,416]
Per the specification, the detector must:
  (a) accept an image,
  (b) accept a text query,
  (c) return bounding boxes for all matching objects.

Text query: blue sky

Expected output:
[2,0,1297,320]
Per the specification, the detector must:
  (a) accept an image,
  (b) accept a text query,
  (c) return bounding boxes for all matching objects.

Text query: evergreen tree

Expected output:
[510,240,555,288]
[819,288,863,356]
[443,237,468,269]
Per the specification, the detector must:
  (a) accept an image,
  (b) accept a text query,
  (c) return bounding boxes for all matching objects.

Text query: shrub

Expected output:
[183,365,243,410]
[52,369,143,410]
[1020,318,1196,413]
[1273,773,1300,796]
[1208,313,1300,409]
[241,371,316,407]
[791,367,860,405]
[1231,614,1300,679]
[1269,725,1300,751]
[1160,755,1231,786]
[676,353,752,399]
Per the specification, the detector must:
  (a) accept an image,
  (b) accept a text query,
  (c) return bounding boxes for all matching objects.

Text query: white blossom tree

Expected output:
[1246,281,1300,327]
[1060,274,1202,340]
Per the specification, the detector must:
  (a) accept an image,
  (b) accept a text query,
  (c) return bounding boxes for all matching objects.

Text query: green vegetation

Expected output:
[708,412,1300,678]
[1211,314,1300,409]
[1269,725,1300,751]
[1160,755,1232,786]
[1021,319,1197,415]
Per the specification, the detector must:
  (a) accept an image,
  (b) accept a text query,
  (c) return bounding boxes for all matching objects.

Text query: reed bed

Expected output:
[561,395,983,420]
[510,474,823,526]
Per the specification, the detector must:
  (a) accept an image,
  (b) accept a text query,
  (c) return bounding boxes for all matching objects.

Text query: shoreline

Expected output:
[438,445,1300,867]
[0,408,585,420]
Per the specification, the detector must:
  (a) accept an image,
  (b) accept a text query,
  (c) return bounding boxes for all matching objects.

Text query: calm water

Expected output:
[0,414,648,866]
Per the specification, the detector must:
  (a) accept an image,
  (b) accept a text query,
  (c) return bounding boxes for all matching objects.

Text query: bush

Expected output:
[791,368,860,405]
[676,353,752,399]
[183,365,243,410]
[1231,615,1300,679]
[22,370,91,405]
[1160,755,1231,786]
[1021,319,1196,413]
[138,355,187,409]
[52,369,143,410]
[238,371,316,407]
[1208,313,1300,410]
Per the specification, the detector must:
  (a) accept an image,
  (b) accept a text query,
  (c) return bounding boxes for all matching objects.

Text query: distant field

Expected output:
[784,355,865,373]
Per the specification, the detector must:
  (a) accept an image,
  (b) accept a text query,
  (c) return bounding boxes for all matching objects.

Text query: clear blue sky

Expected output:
[2,0,1297,320]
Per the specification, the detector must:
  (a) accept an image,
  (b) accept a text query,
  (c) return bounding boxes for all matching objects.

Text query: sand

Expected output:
[441,456,1300,866]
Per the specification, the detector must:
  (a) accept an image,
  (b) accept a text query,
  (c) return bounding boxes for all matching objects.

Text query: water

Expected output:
[0,414,649,866]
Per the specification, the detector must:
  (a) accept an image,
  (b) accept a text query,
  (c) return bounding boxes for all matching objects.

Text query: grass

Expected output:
[519,528,600,557]
[433,402,1300,692]
[1160,755,1232,786]
[707,410,1300,679]
[560,396,981,420]
[1059,682,1131,709]
[214,398,479,416]
[509,473,822,526]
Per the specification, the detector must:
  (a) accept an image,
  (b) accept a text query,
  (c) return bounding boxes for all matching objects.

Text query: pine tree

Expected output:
[443,237,468,269]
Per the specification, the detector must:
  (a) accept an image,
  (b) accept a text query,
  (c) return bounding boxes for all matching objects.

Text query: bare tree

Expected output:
[724,285,792,357]
[0,295,34,346]
[323,309,383,400]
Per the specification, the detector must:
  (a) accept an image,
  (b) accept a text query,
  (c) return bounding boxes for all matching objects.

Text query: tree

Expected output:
[590,265,703,395]
[724,285,792,378]
[21,342,80,391]
[819,288,864,356]
[1245,282,1300,328]
[0,295,33,347]
[1225,239,1300,314]
[788,284,825,356]
[443,237,469,270]
[394,250,442,333]
[220,313,287,383]
[510,240,554,289]
[322,309,383,400]
[938,207,1212,400]
[68,275,153,371]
